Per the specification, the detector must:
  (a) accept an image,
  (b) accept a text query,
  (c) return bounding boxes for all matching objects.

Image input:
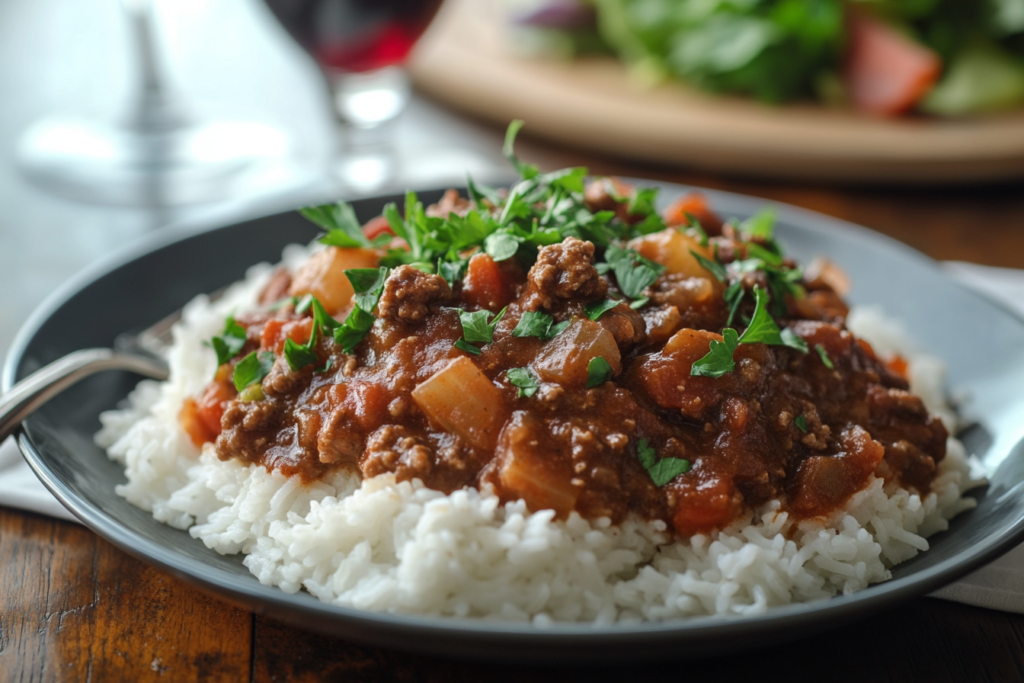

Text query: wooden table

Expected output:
[4,132,1024,681]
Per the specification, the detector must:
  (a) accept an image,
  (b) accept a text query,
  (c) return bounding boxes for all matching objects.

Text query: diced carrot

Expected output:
[180,379,235,446]
[886,354,909,379]
[179,397,213,448]
[261,317,313,355]
[461,253,514,311]
[662,192,722,232]
[672,472,740,537]
[843,10,941,116]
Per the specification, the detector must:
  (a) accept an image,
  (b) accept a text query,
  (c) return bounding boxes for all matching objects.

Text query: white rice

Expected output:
[96,245,985,624]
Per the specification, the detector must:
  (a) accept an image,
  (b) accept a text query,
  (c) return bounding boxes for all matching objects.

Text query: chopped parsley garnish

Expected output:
[511,311,570,340]
[507,367,540,398]
[604,244,665,302]
[294,294,314,315]
[437,258,467,288]
[284,337,319,371]
[332,268,390,354]
[741,207,777,241]
[689,249,726,282]
[815,344,835,369]
[637,438,690,487]
[233,351,274,392]
[794,415,808,433]
[690,328,739,378]
[724,281,744,327]
[303,201,389,249]
[458,307,507,345]
[454,338,483,356]
[296,122,672,298]
[334,306,375,354]
[346,267,389,312]
[503,119,539,180]
[781,328,809,353]
[683,218,708,247]
[737,288,807,353]
[210,317,247,367]
[484,231,521,262]
[586,356,614,388]
[691,288,808,379]
[584,298,620,321]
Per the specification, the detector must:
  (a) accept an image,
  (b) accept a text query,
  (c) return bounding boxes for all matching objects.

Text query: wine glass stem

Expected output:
[121,0,187,133]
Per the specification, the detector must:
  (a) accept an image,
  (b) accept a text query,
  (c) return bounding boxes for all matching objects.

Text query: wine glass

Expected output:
[261,0,444,194]
[16,0,291,207]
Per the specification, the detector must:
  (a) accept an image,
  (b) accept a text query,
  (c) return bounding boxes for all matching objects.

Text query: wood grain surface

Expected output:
[409,0,1024,184]
[3,133,1024,681]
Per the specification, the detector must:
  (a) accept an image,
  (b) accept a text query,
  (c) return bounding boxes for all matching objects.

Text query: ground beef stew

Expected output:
[180,171,946,537]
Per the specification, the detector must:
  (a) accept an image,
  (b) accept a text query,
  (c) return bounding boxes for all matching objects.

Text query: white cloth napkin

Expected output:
[1,261,1023,608]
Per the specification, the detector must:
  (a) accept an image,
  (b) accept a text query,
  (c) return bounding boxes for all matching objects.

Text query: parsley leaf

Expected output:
[689,249,727,282]
[741,207,776,241]
[724,281,744,327]
[586,356,614,387]
[737,288,808,353]
[210,317,247,367]
[605,244,664,300]
[283,338,318,372]
[484,231,521,261]
[294,294,313,315]
[503,120,539,180]
[746,241,783,266]
[459,307,507,344]
[637,439,690,487]
[302,202,371,248]
[438,258,467,288]
[507,367,540,398]
[466,174,502,208]
[511,311,569,340]
[815,343,835,369]
[690,327,739,378]
[345,267,390,312]
[626,187,659,217]
[233,351,275,392]
[780,327,809,353]
[684,218,709,247]
[334,306,375,354]
[737,287,785,345]
[310,298,341,336]
[584,298,620,321]
[454,338,482,355]
[794,414,808,433]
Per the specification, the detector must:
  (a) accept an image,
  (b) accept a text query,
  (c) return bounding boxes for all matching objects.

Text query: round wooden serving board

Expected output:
[409,0,1024,184]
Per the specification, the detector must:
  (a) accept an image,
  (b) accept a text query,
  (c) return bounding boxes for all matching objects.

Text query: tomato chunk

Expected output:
[461,253,514,312]
[843,10,941,116]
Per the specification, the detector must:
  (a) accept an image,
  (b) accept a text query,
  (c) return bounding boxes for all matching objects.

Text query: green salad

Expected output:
[512,0,1024,116]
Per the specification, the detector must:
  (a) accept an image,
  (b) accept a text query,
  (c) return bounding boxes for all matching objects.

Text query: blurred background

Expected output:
[3,0,1024,363]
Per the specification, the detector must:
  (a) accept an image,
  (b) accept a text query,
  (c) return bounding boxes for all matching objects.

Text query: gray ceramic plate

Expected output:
[5,184,1024,663]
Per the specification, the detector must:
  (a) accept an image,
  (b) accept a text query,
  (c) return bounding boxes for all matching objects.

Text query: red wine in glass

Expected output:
[264,0,444,74]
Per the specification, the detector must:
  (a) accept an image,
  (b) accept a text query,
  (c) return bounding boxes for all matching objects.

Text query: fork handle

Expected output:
[0,349,169,444]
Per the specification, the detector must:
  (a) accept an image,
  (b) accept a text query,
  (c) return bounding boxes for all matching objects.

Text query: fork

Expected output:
[0,307,180,443]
